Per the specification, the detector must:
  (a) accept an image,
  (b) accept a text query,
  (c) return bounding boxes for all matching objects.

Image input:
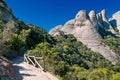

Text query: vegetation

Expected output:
[100,36,120,56]
[0,18,120,80]
[27,34,119,80]
[1,0,120,79]
[3,24,54,58]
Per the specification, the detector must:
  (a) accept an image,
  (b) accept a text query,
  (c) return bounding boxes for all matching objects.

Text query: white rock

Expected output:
[110,11,120,32]
[99,10,115,33]
[61,19,75,34]
[89,10,97,22]
[49,10,117,64]
[49,25,63,36]
[75,10,89,22]
[89,10,99,30]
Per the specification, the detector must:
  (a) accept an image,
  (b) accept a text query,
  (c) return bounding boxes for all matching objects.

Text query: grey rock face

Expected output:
[61,19,75,34]
[97,13,102,23]
[49,10,117,64]
[110,11,120,32]
[89,10,97,22]
[49,25,63,36]
[75,10,89,22]
[101,9,107,21]
[0,1,17,22]
[98,10,115,33]
[89,10,99,30]
[0,0,19,42]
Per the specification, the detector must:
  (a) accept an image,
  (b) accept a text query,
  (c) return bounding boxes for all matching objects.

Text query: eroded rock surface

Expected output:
[49,10,118,64]
[109,11,120,32]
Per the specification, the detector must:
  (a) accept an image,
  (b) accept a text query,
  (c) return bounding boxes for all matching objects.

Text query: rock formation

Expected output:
[0,56,14,80]
[49,10,118,64]
[0,0,17,22]
[0,1,29,79]
[49,25,63,36]
[109,11,120,32]
[0,0,23,42]
[89,10,98,29]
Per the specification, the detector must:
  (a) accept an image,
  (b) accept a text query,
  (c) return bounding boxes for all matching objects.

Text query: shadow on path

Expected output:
[11,57,35,80]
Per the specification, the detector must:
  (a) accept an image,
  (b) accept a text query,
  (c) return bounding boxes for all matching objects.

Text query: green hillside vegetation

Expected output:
[27,34,120,80]
[0,19,54,58]
[100,36,120,56]
[4,27,54,58]
[1,1,120,79]
[0,18,120,80]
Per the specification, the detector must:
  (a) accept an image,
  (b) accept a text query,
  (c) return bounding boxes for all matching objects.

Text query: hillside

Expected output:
[0,0,120,80]
[0,0,55,79]
[49,10,120,64]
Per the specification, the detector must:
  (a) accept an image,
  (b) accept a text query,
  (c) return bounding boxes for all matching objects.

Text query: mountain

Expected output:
[109,11,120,32]
[1,0,120,80]
[0,0,54,57]
[0,0,20,39]
[0,1,54,79]
[49,10,120,64]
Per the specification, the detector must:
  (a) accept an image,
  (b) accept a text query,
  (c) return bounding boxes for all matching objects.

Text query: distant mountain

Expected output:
[49,10,120,64]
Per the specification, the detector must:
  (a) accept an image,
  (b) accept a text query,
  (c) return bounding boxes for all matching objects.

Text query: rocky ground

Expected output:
[0,56,14,80]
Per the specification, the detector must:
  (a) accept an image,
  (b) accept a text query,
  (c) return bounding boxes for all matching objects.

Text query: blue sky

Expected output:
[5,0,120,32]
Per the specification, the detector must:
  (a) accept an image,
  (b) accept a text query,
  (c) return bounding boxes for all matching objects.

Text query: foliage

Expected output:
[27,34,114,79]
[0,19,5,32]
[100,36,120,56]
[0,18,120,80]
[25,26,54,48]
[113,59,120,72]
[6,34,23,51]
[3,23,54,58]
[112,73,120,80]
[87,68,113,80]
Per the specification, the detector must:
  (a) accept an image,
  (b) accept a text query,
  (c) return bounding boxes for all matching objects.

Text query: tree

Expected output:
[87,68,113,80]
[0,40,8,56]
[6,34,23,51]
[112,73,120,80]
[113,60,120,72]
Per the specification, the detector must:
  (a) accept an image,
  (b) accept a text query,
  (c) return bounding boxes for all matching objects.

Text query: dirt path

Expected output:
[12,57,58,80]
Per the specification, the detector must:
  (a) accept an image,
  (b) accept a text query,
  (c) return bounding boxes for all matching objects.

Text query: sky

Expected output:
[4,0,120,32]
